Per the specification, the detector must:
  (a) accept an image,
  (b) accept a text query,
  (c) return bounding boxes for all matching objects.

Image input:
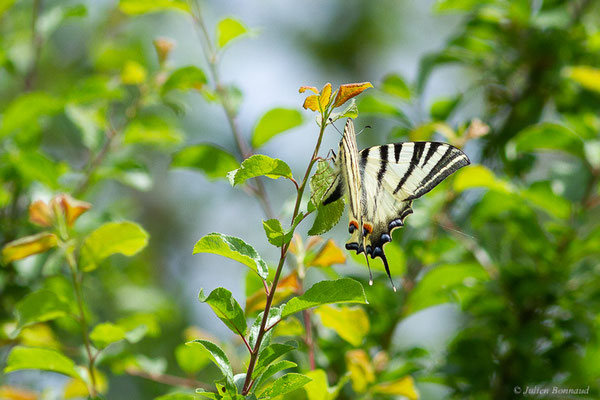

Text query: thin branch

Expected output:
[241,118,329,395]
[190,3,274,218]
[65,250,98,397]
[73,127,117,197]
[126,368,212,391]
[24,0,43,91]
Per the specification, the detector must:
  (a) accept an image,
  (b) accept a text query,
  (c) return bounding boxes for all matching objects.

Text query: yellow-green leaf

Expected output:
[171,144,239,181]
[308,239,346,268]
[303,95,320,112]
[121,60,147,85]
[228,154,293,186]
[80,221,149,271]
[4,346,79,378]
[345,349,374,393]
[89,322,127,349]
[453,164,511,193]
[319,83,332,110]
[252,108,303,148]
[16,290,69,329]
[217,17,249,48]
[118,0,190,15]
[2,232,58,263]
[565,65,600,93]
[373,376,419,399]
[315,305,369,346]
[381,73,411,99]
[193,232,269,279]
[281,278,368,318]
[124,116,183,146]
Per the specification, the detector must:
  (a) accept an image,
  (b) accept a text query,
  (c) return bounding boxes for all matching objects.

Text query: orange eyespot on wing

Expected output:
[362,223,373,236]
[348,220,359,233]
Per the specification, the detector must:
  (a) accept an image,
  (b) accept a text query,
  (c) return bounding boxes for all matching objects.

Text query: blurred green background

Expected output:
[1,0,599,399]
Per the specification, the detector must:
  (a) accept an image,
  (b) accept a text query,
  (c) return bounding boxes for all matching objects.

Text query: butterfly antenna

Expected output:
[380,253,397,292]
[364,252,373,286]
[356,125,372,137]
[329,118,344,138]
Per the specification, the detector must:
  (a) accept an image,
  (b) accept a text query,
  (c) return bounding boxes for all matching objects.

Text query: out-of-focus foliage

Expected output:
[1,0,599,399]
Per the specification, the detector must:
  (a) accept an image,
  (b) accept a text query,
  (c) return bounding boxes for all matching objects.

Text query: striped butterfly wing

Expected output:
[358,142,470,287]
[323,119,364,249]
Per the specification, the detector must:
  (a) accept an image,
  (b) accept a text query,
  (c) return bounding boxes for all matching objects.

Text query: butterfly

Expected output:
[322,118,470,291]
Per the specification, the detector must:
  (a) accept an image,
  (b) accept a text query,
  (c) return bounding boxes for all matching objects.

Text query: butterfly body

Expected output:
[323,119,470,289]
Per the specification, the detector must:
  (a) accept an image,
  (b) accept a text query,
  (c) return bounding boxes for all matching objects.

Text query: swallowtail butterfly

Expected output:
[323,119,470,290]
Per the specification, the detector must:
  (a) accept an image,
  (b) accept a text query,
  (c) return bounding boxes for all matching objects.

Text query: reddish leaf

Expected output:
[333,82,373,108]
[29,200,53,227]
[50,194,91,227]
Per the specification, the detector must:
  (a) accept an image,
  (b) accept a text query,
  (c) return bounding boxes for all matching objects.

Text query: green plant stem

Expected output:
[125,367,212,391]
[24,0,43,91]
[241,119,328,395]
[65,250,98,397]
[73,126,116,197]
[190,3,274,218]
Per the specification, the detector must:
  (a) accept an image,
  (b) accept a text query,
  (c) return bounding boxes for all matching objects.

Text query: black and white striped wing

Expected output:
[358,142,470,259]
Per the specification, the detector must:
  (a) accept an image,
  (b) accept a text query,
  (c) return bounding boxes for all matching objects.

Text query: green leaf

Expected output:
[175,343,210,375]
[253,360,297,392]
[308,160,337,212]
[217,17,249,48]
[0,0,16,16]
[193,233,269,279]
[10,151,68,189]
[314,305,369,346]
[186,340,235,393]
[171,144,239,181]
[565,65,600,93]
[253,342,297,378]
[118,0,190,15]
[358,95,412,127]
[155,393,198,400]
[259,373,311,398]
[251,108,303,148]
[161,66,207,95]
[430,95,461,120]
[195,390,220,399]
[124,116,183,146]
[65,104,104,150]
[228,155,293,186]
[0,92,62,138]
[199,288,247,335]
[262,219,294,247]
[381,74,411,99]
[16,290,69,329]
[89,322,127,349]
[308,199,344,236]
[453,165,511,193]
[405,263,489,316]
[281,279,368,318]
[80,221,149,271]
[303,369,348,400]
[4,346,79,378]
[521,181,571,220]
[513,123,585,159]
